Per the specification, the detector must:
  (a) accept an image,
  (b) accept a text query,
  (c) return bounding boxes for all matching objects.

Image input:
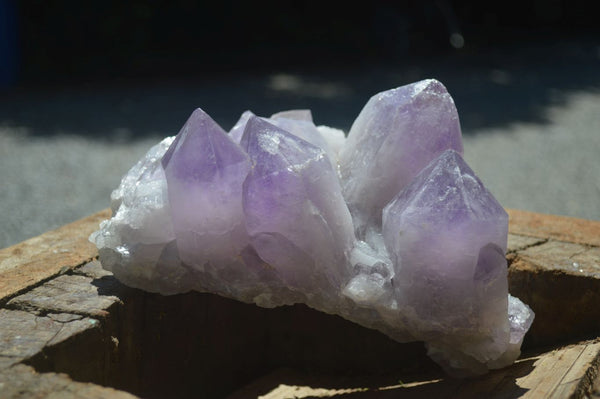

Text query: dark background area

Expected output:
[4,0,598,86]
[3,0,599,134]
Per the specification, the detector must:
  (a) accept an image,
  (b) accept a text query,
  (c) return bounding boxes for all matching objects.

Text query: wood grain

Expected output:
[0,209,111,302]
[507,208,600,247]
[0,364,138,399]
[227,340,600,398]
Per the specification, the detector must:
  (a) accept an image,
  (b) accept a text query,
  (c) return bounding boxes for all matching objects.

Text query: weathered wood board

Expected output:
[229,340,600,398]
[0,209,111,303]
[0,208,599,398]
[0,363,137,399]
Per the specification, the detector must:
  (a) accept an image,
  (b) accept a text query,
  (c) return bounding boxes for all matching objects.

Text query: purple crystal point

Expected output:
[270,115,337,165]
[241,116,354,296]
[229,110,255,144]
[230,109,336,164]
[163,108,251,270]
[340,79,464,232]
[382,149,515,372]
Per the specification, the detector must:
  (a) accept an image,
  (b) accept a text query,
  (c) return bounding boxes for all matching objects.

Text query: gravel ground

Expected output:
[1,39,599,249]
[463,89,600,220]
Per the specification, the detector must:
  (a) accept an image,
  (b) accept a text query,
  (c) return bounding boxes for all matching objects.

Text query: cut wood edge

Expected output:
[0,209,111,302]
[226,340,600,398]
[0,364,138,399]
[507,208,600,247]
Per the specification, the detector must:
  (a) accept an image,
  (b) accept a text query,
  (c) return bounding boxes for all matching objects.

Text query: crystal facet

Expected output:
[162,108,251,271]
[339,79,464,233]
[381,149,515,374]
[240,116,354,306]
[90,79,534,376]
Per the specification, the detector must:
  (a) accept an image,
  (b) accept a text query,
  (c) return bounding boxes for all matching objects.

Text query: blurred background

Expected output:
[1,0,599,248]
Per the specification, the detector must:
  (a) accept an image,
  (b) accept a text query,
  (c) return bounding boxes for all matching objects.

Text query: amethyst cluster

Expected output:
[90,79,534,376]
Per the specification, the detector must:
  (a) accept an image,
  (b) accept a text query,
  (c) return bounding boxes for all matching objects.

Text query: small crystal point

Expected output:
[163,108,251,269]
[241,116,354,298]
[269,113,335,163]
[229,110,255,144]
[231,109,336,165]
[382,149,513,370]
[340,79,464,233]
[270,109,313,122]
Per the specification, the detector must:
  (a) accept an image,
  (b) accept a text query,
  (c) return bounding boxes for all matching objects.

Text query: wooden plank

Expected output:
[0,309,98,369]
[0,209,111,302]
[7,274,123,318]
[0,364,138,399]
[507,208,600,247]
[508,239,600,347]
[0,262,144,397]
[593,374,600,397]
[507,233,546,253]
[552,342,600,398]
[227,340,600,398]
[518,344,586,397]
[517,240,600,276]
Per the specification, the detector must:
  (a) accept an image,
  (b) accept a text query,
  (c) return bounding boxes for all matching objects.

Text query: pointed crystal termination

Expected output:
[269,111,337,164]
[162,108,252,270]
[339,79,464,234]
[229,109,337,165]
[240,116,355,305]
[382,149,531,375]
[229,110,255,144]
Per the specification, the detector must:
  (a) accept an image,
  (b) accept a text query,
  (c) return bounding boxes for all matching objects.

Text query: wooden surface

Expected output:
[229,340,600,398]
[507,209,600,247]
[0,208,599,398]
[0,209,111,303]
[0,363,137,399]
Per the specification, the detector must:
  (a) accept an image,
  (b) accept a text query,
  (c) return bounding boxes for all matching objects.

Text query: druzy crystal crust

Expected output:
[90,79,534,376]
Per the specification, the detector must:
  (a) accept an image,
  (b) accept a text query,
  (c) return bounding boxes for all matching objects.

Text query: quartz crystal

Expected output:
[381,149,518,375]
[240,116,355,308]
[90,79,534,376]
[339,79,464,234]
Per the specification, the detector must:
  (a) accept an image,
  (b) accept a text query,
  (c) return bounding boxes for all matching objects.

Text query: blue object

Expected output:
[0,0,17,88]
